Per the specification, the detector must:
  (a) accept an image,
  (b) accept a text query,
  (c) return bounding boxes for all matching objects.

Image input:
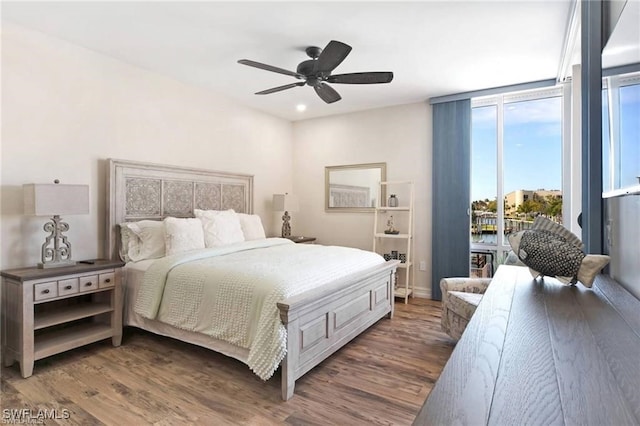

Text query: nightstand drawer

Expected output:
[99,272,115,289]
[58,278,79,296]
[79,275,99,292]
[34,282,58,301]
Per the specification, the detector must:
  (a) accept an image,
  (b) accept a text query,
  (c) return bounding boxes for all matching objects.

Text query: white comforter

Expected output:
[134,238,385,380]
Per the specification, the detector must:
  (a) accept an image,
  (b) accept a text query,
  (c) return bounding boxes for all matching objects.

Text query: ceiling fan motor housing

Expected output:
[297,60,321,78]
[297,46,323,77]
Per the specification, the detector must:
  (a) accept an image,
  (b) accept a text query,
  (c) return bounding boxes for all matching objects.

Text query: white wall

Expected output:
[1,24,435,299]
[292,103,433,297]
[1,23,294,269]
[606,196,640,299]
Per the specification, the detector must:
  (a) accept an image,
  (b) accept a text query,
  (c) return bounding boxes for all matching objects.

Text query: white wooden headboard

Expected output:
[106,158,253,260]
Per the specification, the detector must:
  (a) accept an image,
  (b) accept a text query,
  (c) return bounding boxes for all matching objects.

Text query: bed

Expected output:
[105,158,398,400]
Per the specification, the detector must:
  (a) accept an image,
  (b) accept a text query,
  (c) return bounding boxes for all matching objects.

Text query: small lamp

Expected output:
[273,193,299,238]
[23,180,90,268]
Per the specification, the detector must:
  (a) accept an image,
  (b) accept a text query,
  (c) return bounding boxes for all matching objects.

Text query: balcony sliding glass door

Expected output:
[470,87,564,276]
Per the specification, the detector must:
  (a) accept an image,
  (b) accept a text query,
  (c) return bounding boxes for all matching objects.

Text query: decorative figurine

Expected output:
[281,211,291,237]
[384,215,399,234]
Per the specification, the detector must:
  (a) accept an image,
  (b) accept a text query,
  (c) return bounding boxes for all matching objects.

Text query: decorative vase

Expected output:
[388,194,398,207]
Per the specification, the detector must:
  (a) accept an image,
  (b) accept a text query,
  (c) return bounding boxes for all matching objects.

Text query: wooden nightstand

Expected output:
[286,236,316,244]
[1,259,124,378]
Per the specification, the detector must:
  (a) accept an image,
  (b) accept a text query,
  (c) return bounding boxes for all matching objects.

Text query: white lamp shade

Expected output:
[24,184,90,216]
[273,193,299,212]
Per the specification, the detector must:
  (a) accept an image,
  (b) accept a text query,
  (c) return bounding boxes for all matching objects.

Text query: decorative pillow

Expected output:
[194,209,245,247]
[238,213,266,241]
[507,229,609,288]
[121,220,166,262]
[164,217,205,255]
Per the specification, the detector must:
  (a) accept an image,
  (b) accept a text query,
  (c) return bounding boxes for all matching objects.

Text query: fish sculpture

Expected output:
[508,229,609,288]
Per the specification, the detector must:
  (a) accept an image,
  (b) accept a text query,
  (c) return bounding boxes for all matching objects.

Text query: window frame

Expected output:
[470,86,567,267]
[602,71,640,197]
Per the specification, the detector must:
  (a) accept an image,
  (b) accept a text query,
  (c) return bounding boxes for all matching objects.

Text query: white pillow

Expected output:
[238,213,266,241]
[194,209,245,247]
[164,217,205,255]
[118,224,137,262]
[122,220,166,262]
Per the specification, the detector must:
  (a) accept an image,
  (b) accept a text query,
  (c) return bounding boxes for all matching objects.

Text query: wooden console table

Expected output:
[414,265,640,425]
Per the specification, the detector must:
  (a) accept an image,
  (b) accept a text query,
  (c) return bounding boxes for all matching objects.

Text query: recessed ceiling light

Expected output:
[296,104,307,112]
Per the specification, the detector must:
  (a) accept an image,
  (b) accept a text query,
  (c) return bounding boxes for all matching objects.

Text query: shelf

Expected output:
[394,287,413,298]
[380,180,413,185]
[34,302,113,330]
[374,180,414,305]
[34,323,113,360]
[375,206,411,211]
[602,184,640,198]
[375,233,411,239]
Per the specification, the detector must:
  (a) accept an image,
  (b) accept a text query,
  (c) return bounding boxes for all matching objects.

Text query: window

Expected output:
[470,87,564,275]
[603,72,640,196]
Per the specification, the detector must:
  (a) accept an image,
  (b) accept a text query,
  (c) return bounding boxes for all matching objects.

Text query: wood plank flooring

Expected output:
[1,298,454,425]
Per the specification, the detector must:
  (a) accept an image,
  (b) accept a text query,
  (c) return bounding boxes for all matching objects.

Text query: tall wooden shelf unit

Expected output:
[373,181,414,303]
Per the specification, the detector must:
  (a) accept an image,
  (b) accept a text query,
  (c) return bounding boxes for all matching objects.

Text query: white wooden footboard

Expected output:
[277,260,399,400]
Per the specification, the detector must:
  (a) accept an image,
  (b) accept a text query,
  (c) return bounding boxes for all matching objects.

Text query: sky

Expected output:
[471,83,640,203]
[471,96,562,202]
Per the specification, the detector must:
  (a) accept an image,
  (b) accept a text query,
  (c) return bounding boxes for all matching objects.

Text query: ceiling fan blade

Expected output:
[315,40,352,73]
[313,82,342,104]
[238,59,303,79]
[255,81,306,95]
[327,72,394,84]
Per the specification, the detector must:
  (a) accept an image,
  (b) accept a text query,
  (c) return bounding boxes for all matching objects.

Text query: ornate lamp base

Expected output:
[39,259,75,269]
[281,211,292,238]
[38,215,76,269]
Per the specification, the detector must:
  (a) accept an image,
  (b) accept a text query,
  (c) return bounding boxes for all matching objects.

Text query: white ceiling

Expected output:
[1,1,617,122]
[602,0,640,69]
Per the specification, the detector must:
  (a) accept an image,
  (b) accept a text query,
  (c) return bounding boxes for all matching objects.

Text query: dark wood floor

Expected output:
[1,298,454,425]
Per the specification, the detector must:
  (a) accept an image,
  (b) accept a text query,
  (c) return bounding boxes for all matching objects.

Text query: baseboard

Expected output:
[412,287,431,299]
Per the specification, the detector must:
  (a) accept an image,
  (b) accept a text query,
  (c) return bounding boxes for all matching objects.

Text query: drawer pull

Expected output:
[85,282,93,287]
[105,279,111,283]
[42,289,50,294]
[65,285,72,290]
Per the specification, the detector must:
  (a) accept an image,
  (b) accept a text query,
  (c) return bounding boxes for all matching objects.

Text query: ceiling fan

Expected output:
[238,40,393,104]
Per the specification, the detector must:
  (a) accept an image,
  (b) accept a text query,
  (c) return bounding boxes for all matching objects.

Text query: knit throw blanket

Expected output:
[134,238,384,380]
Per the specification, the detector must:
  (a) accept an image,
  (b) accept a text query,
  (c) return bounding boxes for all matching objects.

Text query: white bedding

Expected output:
[123,260,250,363]
[133,238,385,380]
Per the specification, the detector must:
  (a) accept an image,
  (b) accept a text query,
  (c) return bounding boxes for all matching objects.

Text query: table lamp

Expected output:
[23,180,90,268]
[273,193,299,238]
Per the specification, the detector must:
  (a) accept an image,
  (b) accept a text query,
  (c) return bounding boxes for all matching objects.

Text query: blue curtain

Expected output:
[581,0,604,254]
[431,99,471,300]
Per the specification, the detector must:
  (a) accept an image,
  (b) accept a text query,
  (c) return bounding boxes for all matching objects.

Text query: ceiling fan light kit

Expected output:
[238,40,393,104]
